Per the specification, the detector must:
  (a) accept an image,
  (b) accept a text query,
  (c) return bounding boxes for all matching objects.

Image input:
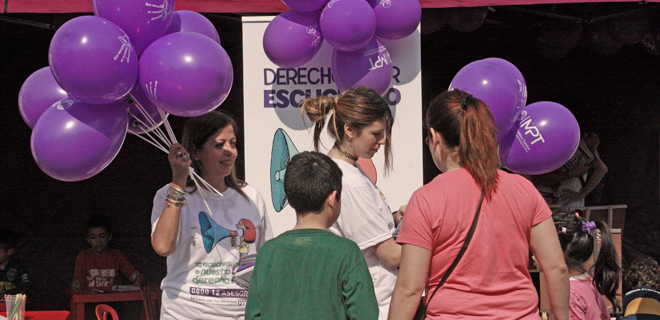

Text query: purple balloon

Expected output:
[482,57,527,110]
[320,0,376,52]
[449,60,521,141]
[127,85,167,135]
[93,0,174,57]
[282,0,329,12]
[264,10,323,68]
[370,0,421,40]
[332,37,393,96]
[31,98,129,182]
[500,102,580,175]
[139,32,234,117]
[49,16,138,105]
[167,10,221,44]
[18,67,69,128]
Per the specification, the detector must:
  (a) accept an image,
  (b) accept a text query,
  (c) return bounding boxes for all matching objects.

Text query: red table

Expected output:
[1,310,70,320]
[70,290,159,320]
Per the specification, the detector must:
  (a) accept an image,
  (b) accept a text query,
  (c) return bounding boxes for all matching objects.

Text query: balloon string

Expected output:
[129,93,160,129]
[127,94,172,147]
[160,108,177,145]
[127,102,224,198]
[131,130,169,153]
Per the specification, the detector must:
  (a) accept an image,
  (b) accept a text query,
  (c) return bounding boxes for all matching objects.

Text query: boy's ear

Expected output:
[326,190,339,210]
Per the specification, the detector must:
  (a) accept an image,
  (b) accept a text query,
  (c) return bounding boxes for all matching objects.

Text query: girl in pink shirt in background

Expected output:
[554,211,622,319]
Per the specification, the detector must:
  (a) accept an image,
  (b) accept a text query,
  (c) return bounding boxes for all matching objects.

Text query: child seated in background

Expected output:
[0,229,30,295]
[245,151,378,320]
[621,255,660,319]
[72,215,144,292]
[71,215,145,319]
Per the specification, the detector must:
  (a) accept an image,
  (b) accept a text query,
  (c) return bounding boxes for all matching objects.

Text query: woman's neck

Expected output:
[201,174,229,193]
[328,145,356,166]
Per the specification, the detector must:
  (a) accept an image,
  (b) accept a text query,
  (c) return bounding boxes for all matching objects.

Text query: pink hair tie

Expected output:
[561,227,567,234]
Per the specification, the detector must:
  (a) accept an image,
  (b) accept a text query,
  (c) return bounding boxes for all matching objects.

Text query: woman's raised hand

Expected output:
[168,143,191,188]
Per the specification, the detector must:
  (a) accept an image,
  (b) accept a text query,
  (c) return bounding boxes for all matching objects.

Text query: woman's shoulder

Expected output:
[238,183,263,199]
[497,170,537,190]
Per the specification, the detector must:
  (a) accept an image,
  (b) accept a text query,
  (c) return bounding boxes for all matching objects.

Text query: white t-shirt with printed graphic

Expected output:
[151,184,273,320]
[328,159,398,320]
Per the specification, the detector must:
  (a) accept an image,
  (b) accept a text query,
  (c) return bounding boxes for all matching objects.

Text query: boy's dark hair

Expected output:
[624,255,660,291]
[0,229,17,251]
[85,215,113,236]
[284,151,342,214]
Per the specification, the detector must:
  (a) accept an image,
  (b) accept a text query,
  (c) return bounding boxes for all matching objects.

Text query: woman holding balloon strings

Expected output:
[388,89,570,320]
[302,86,401,320]
[151,111,273,320]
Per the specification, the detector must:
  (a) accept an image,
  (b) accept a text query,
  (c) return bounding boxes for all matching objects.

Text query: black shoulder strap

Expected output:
[422,187,486,311]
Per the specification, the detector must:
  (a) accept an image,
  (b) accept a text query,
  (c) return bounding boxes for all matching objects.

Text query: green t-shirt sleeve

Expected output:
[343,246,379,320]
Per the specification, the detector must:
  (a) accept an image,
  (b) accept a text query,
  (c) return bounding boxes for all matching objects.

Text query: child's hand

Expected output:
[393,205,406,226]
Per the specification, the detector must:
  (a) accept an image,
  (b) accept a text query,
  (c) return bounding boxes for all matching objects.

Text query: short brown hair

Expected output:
[624,255,660,290]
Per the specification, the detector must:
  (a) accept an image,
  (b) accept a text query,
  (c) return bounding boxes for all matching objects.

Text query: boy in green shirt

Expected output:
[245,151,378,320]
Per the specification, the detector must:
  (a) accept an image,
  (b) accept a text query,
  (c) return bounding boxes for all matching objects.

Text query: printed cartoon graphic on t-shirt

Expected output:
[191,212,255,307]
[232,219,256,272]
[199,211,239,253]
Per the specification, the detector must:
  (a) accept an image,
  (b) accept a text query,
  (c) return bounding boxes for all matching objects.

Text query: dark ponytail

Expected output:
[592,220,621,313]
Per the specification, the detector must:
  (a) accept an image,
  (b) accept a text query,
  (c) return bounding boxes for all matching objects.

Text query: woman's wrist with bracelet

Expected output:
[165,184,187,208]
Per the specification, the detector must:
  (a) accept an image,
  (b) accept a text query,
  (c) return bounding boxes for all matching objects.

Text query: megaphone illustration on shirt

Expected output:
[199,211,238,253]
[270,128,299,212]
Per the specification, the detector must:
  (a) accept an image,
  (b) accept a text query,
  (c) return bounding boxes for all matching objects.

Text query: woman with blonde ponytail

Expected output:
[389,89,570,320]
[302,86,399,320]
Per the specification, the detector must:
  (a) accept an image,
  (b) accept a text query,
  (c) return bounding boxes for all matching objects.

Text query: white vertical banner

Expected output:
[242,16,423,236]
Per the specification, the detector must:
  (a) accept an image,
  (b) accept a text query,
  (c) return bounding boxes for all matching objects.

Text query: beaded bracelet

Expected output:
[165,197,186,208]
[167,185,186,201]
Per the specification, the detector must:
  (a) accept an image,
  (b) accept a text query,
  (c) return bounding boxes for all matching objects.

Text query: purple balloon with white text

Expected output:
[332,37,393,96]
[93,0,174,57]
[264,10,323,68]
[369,0,421,40]
[31,98,129,181]
[18,67,69,128]
[139,32,233,117]
[482,57,527,110]
[449,60,521,141]
[167,10,221,44]
[282,0,330,12]
[500,101,580,175]
[49,16,138,105]
[320,0,376,52]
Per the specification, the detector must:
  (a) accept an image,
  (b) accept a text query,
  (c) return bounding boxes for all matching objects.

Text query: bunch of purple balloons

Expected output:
[262,0,422,96]
[18,1,234,182]
[449,58,581,175]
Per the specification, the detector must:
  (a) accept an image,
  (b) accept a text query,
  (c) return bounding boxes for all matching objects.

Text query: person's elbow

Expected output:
[381,254,401,269]
[544,258,569,278]
[151,238,175,257]
[374,238,402,269]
